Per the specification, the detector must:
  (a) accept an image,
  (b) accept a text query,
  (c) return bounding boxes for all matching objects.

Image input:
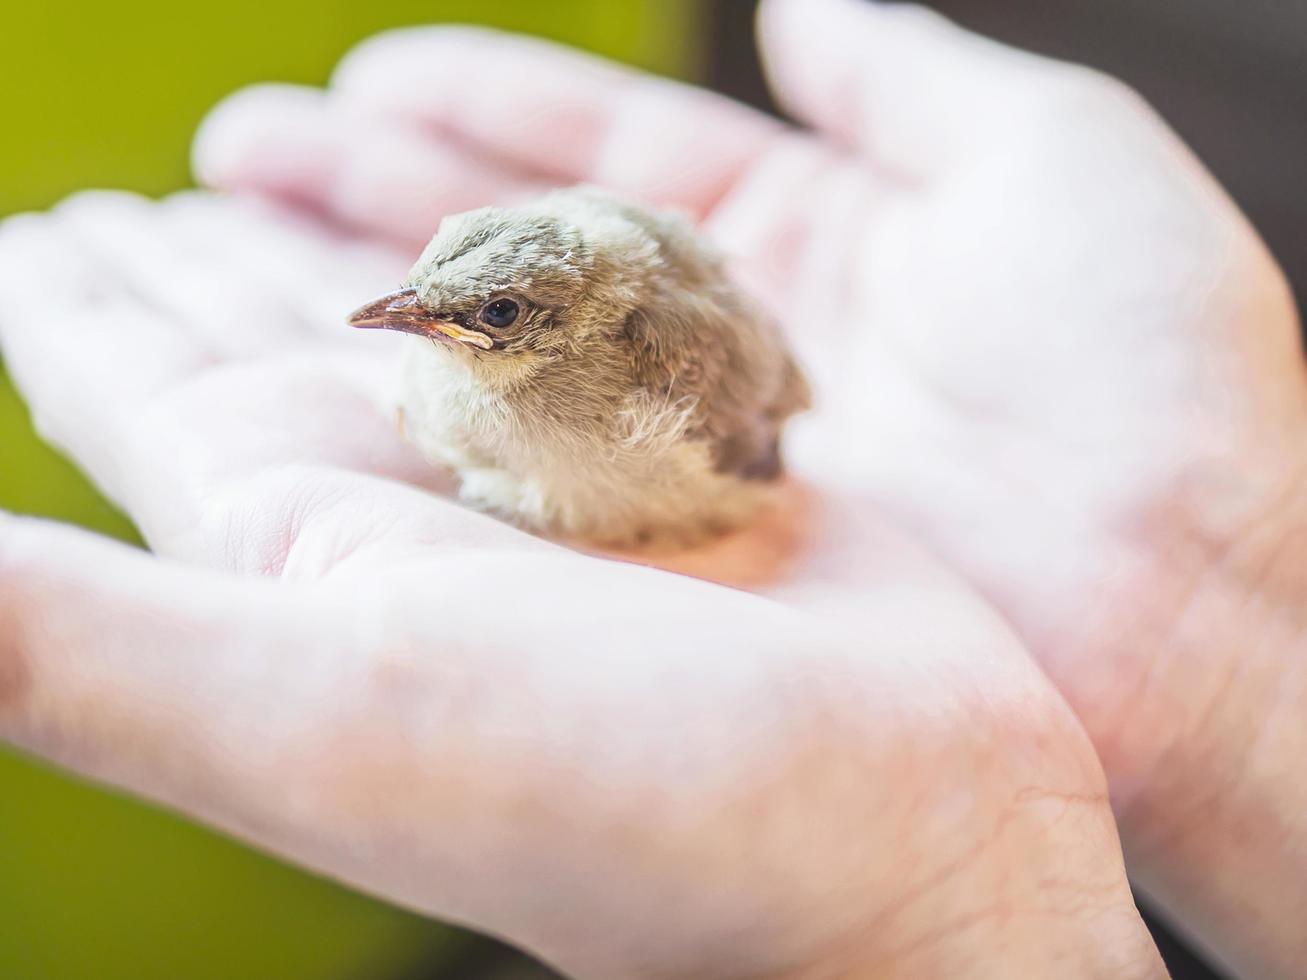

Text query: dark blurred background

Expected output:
[5,0,1301,976]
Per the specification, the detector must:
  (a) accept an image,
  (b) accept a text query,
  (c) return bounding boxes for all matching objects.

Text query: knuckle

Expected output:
[1031,64,1155,125]
[333,24,503,89]
[54,188,150,221]
[0,209,53,245]
[193,83,326,181]
[202,466,350,577]
[26,406,70,450]
[882,2,954,34]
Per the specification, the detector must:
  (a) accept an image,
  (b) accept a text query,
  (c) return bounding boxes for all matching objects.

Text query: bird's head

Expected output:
[348,193,660,386]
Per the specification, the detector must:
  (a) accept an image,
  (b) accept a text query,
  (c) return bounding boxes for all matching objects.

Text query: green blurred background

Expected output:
[0,3,698,977]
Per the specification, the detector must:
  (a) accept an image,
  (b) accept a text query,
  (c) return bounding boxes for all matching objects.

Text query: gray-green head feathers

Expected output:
[401,187,670,361]
[350,186,810,547]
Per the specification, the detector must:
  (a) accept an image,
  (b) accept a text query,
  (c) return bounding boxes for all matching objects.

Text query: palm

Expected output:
[10,176,1167,980]
[745,83,1305,797]
[823,110,1303,796]
[0,2,1296,974]
[229,6,1296,804]
[0,186,1152,975]
[238,7,1300,806]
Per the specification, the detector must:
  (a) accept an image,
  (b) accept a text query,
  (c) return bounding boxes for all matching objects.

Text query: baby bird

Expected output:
[348,187,809,548]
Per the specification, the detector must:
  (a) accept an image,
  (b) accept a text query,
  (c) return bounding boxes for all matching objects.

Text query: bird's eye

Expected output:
[479,298,520,329]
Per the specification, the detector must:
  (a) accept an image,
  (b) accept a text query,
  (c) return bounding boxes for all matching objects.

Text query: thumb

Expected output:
[756,0,1085,179]
[0,513,337,825]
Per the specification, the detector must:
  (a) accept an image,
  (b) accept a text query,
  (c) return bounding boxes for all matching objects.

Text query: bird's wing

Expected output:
[625,298,810,483]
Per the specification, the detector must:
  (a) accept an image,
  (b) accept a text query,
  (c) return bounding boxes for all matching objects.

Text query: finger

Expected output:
[53,190,407,353]
[757,0,1081,179]
[161,191,410,339]
[0,202,448,557]
[0,195,385,457]
[0,514,341,812]
[0,206,219,497]
[195,84,550,249]
[0,514,577,951]
[327,27,787,217]
[0,203,213,385]
[12,329,446,566]
[51,190,312,354]
[0,510,528,894]
[703,136,883,318]
[0,510,855,980]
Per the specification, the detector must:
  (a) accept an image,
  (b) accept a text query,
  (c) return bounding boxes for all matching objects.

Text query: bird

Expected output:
[347,186,810,549]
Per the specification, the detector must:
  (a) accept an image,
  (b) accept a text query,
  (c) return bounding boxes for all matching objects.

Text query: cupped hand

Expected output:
[0,161,1161,980]
[189,0,1307,972]
[200,0,1307,834]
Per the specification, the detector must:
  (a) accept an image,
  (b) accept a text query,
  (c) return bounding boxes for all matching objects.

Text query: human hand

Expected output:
[192,0,1307,974]
[0,188,1163,975]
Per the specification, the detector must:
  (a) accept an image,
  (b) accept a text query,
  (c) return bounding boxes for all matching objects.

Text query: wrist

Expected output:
[790,771,1168,979]
[819,901,1165,980]
[793,860,1167,979]
[1116,454,1307,978]
[1121,453,1307,833]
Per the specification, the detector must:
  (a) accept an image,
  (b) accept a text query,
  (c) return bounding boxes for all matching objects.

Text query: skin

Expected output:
[0,195,1164,980]
[0,0,1303,975]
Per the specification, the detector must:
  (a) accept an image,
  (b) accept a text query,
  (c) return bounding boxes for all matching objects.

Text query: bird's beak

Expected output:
[347,288,494,350]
